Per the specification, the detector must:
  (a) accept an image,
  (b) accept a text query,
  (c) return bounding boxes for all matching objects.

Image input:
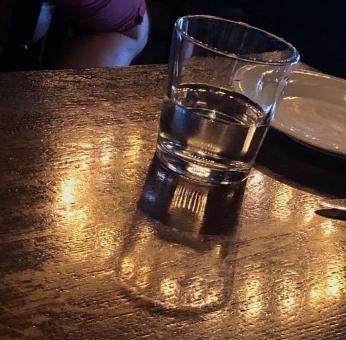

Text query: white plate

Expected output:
[273,70,346,157]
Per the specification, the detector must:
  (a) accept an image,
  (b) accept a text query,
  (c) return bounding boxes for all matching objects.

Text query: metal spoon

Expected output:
[315,199,346,220]
[320,199,346,211]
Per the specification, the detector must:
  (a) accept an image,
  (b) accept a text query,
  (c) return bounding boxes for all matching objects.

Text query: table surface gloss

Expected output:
[0,65,345,339]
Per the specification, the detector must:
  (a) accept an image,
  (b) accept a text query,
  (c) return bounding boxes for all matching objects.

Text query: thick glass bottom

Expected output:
[156,140,251,185]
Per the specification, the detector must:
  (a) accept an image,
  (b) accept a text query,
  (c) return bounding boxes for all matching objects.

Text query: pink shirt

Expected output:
[57,0,146,33]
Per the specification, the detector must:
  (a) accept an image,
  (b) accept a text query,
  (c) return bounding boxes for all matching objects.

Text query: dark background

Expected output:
[139,0,346,78]
[0,0,345,78]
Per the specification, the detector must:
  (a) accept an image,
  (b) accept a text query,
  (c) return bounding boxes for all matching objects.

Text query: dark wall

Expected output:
[138,0,346,78]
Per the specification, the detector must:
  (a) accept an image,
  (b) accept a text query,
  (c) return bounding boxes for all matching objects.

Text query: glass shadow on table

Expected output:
[116,156,245,315]
[138,155,245,246]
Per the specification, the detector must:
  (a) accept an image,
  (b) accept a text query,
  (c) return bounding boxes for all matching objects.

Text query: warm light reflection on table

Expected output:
[243,276,263,318]
[273,185,293,220]
[303,200,316,223]
[279,277,298,313]
[51,121,153,264]
[1,65,346,339]
[50,127,345,332]
[170,183,208,219]
[320,220,336,236]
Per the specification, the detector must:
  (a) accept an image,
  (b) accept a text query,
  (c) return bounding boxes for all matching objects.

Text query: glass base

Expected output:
[156,143,250,185]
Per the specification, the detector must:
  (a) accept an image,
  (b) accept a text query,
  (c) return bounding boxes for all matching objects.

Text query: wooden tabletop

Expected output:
[0,65,345,339]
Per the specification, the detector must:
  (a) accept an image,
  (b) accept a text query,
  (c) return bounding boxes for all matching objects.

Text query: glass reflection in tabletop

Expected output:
[117,156,245,314]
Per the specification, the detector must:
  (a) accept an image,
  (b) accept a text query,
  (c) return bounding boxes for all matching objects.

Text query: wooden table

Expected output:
[0,65,345,339]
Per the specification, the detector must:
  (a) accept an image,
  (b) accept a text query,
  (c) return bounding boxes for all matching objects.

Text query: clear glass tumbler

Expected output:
[156,15,300,184]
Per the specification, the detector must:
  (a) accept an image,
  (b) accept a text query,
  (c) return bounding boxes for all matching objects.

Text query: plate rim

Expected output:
[272,69,346,158]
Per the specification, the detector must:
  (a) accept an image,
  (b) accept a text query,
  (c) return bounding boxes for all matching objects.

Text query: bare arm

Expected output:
[55,11,149,68]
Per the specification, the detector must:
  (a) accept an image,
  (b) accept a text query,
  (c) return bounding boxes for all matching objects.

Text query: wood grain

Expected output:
[0,65,345,339]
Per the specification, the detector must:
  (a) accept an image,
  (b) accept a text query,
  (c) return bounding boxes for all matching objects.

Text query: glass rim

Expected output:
[175,15,300,66]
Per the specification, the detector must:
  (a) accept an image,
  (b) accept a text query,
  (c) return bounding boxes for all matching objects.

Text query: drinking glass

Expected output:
[156,15,300,184]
